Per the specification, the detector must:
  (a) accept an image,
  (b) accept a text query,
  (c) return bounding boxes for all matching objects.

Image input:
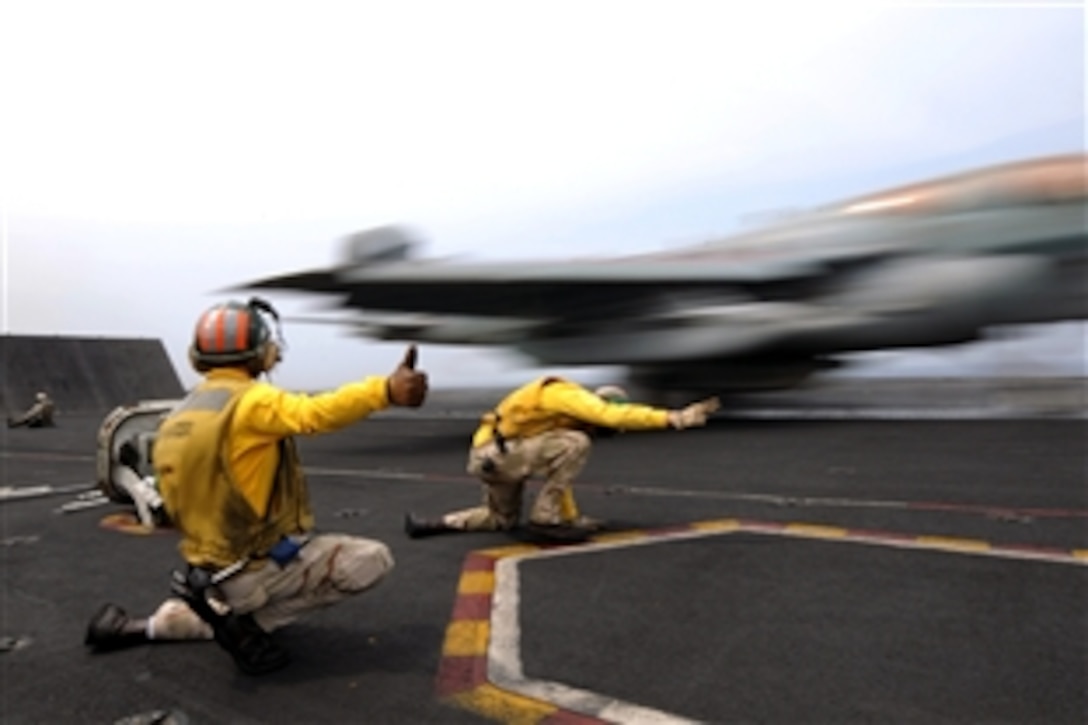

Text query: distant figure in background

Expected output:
[7,391,55,428]
[405,378,720,539]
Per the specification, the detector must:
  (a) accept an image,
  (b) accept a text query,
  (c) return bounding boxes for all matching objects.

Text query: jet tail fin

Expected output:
[222,225,422,294]
[341,225,422,266]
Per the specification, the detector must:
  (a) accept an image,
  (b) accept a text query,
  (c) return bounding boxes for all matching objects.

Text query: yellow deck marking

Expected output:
[691,518,741,532]
[459,571,495,595]
[443,620,490,657]
[915,535,991,553]
[786,523,848,539]
[448,683,557,724]
[481,544,539,559]
[592,529,646,544]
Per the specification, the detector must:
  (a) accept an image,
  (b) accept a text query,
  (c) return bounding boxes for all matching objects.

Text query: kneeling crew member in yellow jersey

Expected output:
[83,298,428,675]
[405,378,718,538]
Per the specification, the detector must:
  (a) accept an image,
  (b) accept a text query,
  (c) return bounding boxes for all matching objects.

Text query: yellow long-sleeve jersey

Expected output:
[471,377,670,447]
[216,367,392,518]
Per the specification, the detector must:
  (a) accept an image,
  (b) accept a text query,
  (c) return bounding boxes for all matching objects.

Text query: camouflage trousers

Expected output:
[146,533,394,641]
[444,429,592,531]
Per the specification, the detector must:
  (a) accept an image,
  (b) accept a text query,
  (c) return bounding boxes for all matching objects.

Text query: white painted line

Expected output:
[0,483,95,502]
[490,552,705,724]
[487,558,524,684]
[56,497,111,514]
[484,522,1085,722]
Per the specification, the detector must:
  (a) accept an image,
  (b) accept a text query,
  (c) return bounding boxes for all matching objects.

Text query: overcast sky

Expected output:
[1,1,1084,389]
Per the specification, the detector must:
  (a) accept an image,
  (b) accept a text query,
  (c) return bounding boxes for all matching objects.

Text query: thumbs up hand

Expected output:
[387,344,428,407]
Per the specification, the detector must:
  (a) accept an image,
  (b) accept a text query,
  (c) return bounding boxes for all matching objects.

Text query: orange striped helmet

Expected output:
[189,300,272,368]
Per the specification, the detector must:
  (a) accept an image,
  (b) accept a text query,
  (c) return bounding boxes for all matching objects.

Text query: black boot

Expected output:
[216,613,291,676]
[84,603,149,651]
[170,567,290,676]
[404,513,458,539]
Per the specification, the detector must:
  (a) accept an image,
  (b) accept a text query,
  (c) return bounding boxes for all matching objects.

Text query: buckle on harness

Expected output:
[268,535,309,567]
[483,411,508,454]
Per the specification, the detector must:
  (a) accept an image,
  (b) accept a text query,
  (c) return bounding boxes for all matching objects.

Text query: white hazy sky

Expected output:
[1,1,1085,389]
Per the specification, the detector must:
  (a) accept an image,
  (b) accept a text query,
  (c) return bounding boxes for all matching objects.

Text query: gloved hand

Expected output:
[386,345,428,407]
[667,396,721,430]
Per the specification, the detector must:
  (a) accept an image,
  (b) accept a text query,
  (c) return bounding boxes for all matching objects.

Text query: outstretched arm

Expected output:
[240,376,392,437]
[541,382,671,431]
[225,346,428,519]
[542,382,720,432]
[239,345,428,437]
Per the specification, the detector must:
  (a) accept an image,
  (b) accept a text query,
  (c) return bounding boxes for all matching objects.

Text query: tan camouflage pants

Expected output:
[443,429,592,531]
[147,533,394,640]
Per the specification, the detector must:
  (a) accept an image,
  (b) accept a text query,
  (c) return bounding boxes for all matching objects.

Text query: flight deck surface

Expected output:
[1,387,1085,723]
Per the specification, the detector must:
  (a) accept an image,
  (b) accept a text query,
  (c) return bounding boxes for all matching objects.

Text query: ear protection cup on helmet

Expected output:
[260,340,282,373]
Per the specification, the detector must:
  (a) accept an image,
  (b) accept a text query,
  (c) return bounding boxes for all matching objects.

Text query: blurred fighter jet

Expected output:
[234,153,1086,394]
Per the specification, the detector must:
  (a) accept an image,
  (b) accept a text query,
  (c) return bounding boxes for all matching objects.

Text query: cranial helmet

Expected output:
[189,298,282,373]
[594,384,629,404]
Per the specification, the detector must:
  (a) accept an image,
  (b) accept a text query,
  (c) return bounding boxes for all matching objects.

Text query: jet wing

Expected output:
[227,154,1087,388]
[241,258,826,316]
[243,269,344,293]
[234,234,877,313]
[229,224,908,354]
